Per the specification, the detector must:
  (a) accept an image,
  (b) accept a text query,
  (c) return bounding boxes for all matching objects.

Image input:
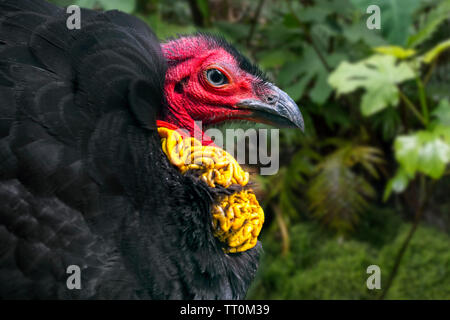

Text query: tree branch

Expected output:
[188,0,206,27]
[246,0,266,47]
[416,77,429,125]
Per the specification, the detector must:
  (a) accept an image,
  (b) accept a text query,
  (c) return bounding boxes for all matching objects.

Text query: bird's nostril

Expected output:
[266,94,277,104]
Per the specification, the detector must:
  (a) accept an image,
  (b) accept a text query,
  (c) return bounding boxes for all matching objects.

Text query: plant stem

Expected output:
[378,209,423,299]
[398,90,427,126]
[308,36,332,72]
[379,175,427,300]
[424,58,437,85]
[272,204,290,256]
[416,77,429,125]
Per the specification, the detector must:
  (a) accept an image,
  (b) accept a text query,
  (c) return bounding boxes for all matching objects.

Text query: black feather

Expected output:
[0,0,261,299]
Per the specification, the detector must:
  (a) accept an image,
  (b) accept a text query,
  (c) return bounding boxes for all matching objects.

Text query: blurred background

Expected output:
[49,0,450,299]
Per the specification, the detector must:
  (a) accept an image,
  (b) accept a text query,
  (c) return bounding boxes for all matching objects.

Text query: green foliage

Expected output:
[277,48,344,104]
[353,207,403,248]
[195,0,210,21]
[407,0,450,48]
[421,39,450,64]
[373,46,416,59]
[395,126,450,179]
[329,54,415,116]
[370,107,402,141]
[286,240,376,299]
[247,223,327,299]
[76,0,136,13]
[351,0,422,46]
[249,220,450,299]
[47,0,450,300]
[258,143,319,220]
[379,225,450,299]
[385,116,450,199]
[47,0,76,6]
[432,99,450,126]
[342,21,386,47]
[307,143,385,234]
[251,0,449,299]
[383,167,410,201]
[328,30,450,201]
[144,14,196,39]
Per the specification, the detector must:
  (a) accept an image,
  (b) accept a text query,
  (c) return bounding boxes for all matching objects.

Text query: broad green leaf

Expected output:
[342,22,386,47]
[311,23,336,52]
[394,126,450,180]
[432,99,450,126]
[316,103,353,130]
[434,124,450,142]
[285,76,311,102]
[394,135,420,175]
[417,133,450,178]
[263,25,301,48]
[300,6,330,23]
[309,73,333,105]
[278,60,304,88]
[295,0,353,23]
[374,46,416,59]
[215,22,251,42]
[315,0,354,15]
[258,50,296,69]
[407,0,450,48]
[98,0,136,13]
[360,82,398,116]
[278,48,344,104]
[328,55,415,116]
[422,39,450,64]
[283,13,300,28]
[383,167,411,201]
[350,0,422,46]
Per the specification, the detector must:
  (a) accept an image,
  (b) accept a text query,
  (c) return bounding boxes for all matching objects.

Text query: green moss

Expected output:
[286,240,378,299]
[379,225,450,299]
[248,221,450,299]
[353,206,403,248]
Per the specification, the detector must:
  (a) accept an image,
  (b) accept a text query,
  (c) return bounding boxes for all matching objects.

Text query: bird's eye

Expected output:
[206,68,228,87]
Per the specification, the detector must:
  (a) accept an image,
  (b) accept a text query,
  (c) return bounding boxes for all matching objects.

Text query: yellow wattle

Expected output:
[157,127,264,253]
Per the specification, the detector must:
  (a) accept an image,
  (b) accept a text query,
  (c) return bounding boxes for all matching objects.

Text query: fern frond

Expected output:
[307,143,385,234]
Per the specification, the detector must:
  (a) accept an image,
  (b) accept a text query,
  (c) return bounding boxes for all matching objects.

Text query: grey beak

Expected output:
[236,84,304,131]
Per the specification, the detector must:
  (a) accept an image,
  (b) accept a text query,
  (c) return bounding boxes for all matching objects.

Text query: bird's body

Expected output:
[0,0,302,299]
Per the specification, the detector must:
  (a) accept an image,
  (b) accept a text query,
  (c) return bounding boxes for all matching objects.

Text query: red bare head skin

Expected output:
[158,35,266,143]
[158,34,304,145]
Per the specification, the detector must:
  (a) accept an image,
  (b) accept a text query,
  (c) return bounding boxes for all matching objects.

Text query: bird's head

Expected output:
[158,34,303,144]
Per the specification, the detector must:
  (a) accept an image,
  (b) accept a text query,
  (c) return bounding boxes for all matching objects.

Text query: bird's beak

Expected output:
[236,84,304,131]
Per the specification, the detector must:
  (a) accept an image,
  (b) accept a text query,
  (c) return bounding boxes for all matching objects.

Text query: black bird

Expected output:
[0,0,302,299]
